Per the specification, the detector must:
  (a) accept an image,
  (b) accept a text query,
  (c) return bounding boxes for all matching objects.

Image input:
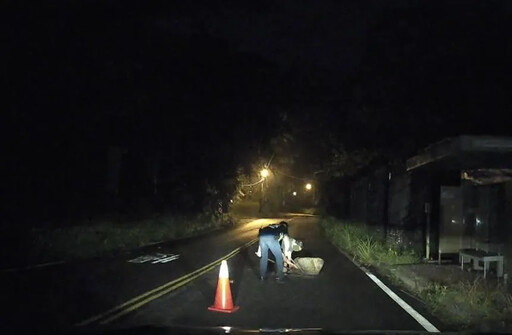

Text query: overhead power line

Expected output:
[241,177,265,187]
[273,168,310,181]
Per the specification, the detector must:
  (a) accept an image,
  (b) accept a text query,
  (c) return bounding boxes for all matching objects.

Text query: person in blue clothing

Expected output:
[257,221,288,282]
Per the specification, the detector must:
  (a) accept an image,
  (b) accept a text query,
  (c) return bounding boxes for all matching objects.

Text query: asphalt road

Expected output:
[2,216,440,334]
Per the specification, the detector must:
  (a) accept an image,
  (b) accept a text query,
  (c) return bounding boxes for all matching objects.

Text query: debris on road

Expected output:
[290,257,325,276]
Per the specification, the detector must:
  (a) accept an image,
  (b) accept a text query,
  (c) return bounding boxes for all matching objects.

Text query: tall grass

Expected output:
[422,278,512,327]
[321,217,421,266]
[26,213,226,263]
[321,217,512,330]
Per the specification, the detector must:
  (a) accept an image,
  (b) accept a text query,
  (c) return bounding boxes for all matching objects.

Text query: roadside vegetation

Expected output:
[421,277,512,329]
[320,216,420,266]
[321,216,512,331]
[11,213,233,266]
[6,199,265,267]
[6,199,264,267]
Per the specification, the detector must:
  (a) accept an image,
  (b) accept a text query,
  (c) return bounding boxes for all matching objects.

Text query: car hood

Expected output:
[62,325,448,335]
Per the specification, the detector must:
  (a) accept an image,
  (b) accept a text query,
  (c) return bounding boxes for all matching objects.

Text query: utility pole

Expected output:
[259,168,269,213]
[425,202,432,260]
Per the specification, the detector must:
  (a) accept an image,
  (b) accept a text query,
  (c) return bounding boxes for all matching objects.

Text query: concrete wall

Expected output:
[386,171,427,252]
[388,172,411,228]
[503,182,512,277]
[350,176,368,222]
[346,167,435,254]
[346,166,426,252]
[367,167,388,226]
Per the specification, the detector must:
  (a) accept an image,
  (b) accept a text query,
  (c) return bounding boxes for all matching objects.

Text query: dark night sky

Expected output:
[4,0,512,222]
[156,1,369,72]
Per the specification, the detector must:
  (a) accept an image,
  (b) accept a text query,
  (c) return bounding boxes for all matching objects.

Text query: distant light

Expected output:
[260,168,269,178]
[305,183,312,190]
[476,217,482,225]
[451,219,456,224]
[292,191,297,196]
[230,199,233,203]
[221,326,232,333]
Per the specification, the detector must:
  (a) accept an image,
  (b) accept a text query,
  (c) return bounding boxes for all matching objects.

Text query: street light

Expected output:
[260,168,269,179]
[305,183,312,190]
[292,191,297,196]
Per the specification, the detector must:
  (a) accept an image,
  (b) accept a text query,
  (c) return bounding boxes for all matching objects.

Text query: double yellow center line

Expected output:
[76,238,258,327]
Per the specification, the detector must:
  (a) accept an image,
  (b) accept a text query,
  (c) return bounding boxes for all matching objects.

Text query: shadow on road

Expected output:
[230,245,259,301]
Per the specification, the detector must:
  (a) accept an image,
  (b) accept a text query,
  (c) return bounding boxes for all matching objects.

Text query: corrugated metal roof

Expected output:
[406,135,512,171]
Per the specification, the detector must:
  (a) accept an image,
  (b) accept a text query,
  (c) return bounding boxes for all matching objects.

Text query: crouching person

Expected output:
[258,223,287,283]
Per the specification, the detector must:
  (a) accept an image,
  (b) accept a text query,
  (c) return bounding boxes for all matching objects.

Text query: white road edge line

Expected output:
[331,243,439,332]
[364,270,440,332]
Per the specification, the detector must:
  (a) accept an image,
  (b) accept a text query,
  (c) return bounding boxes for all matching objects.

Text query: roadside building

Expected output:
[342,135,512,277]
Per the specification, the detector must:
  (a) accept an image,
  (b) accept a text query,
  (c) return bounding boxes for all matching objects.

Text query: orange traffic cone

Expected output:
[208,260,239,313]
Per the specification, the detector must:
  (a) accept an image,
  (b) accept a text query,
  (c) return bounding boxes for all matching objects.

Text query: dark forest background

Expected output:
[3,0,512,227]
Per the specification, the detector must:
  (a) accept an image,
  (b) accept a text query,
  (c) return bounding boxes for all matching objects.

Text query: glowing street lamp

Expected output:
[292,191,297,196]
[305,183,312,190]
[259,168,270,213]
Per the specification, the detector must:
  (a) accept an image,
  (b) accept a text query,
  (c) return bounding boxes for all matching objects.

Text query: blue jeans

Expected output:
[259,235,284,279]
